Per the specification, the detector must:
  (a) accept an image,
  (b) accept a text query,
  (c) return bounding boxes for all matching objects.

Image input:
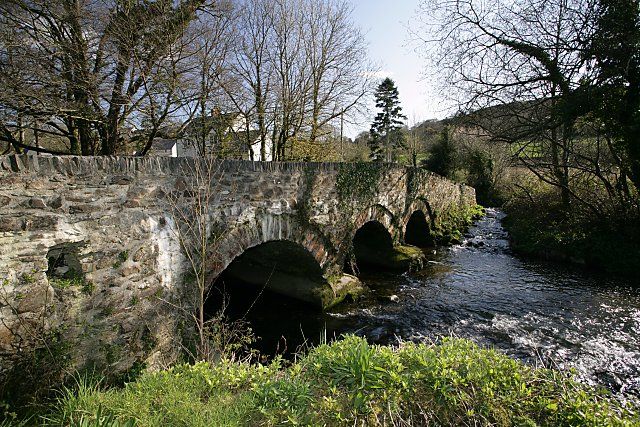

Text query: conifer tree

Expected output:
[369,78,407,162]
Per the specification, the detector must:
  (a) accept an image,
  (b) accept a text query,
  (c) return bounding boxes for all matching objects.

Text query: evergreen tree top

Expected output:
[368,77,407,161]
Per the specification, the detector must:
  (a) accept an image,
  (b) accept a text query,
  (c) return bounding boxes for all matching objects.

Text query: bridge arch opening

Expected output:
[347,220,395,273]
[205,240,330,357]
[404,210,434,247]
[210,240,327,305]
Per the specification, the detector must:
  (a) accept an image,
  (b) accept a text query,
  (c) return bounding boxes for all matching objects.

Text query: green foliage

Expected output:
[0,400,32,426]
[46,336,638,426]
[112,251,129,269]
[466,149,499,206]
[336,162,384,206]
[423,126,458,179]
[20,273,36,284]
[47,361,266,426]
[68,406,136,427]
[82,281,95,295]
[50,274,86,290]
[49,272,94,296]
[110,361,147,388]
[504,187,640,277]
[585,0,640,189]
[433,204,484,244]
[300,335,404,417]
[295,166,318,224]
[44,377,135,426]
[0,330,72,415]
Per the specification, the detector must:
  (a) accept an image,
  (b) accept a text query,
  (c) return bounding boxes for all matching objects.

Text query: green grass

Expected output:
[41,336,637,426]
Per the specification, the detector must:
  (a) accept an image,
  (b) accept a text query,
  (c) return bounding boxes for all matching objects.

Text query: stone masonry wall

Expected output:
[0,155,475,382]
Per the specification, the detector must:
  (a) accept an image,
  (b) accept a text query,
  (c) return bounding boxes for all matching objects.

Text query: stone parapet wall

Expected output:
[1,154,403,175]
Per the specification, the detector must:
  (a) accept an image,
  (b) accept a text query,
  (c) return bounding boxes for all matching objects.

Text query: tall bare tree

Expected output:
[301,0,372,145]
[220,0,274,160]
[0,0,214,155]
[0,0,373,160]
[218,0,373,161]
[166,156,223,360]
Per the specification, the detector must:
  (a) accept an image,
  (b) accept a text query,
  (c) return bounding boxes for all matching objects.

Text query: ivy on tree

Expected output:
[586,0,640,191]
[424,126,457,179]
[369,78,407,162]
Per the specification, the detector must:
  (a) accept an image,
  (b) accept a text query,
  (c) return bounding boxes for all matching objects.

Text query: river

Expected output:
[225,208,640,398]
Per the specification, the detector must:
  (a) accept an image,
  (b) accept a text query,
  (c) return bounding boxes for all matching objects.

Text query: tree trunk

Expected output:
[101,47,130,155]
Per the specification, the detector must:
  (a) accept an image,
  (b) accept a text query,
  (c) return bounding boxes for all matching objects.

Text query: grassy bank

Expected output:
[20,336,638,426]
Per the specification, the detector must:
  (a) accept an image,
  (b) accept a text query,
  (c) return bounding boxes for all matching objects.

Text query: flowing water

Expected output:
[224,209,640,398]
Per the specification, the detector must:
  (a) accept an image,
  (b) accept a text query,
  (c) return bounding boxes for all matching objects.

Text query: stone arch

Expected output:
[404,210,434,247]
[352,204,398,242]
[207,213,333,280]
[214,240,328,305]
[404,198,436,229]
[347,204,402,273]
[348,220,396,273]
[402,198,436,247]
[204,213,336,306]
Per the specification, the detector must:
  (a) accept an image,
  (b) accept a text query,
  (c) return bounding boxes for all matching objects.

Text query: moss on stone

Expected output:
[317,274,366,310]
[432,204,484,244]
[388,245,426,271]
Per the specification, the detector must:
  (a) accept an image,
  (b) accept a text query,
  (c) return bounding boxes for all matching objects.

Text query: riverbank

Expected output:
[202,208,640,399]
[503,199,640,279]
[19,336,638,426]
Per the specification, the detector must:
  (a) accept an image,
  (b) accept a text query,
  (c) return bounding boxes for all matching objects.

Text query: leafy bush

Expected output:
[466,149,501,206]
[423,126,458,179]
[504,184,640,277]
[432,204,485,244]
[0,330,72,417]
[45,336,638,426]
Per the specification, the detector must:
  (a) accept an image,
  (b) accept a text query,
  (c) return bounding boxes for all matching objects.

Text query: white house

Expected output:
[148,112,272,161]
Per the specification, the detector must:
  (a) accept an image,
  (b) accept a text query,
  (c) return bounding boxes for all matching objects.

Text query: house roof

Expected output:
[151,138,177,151]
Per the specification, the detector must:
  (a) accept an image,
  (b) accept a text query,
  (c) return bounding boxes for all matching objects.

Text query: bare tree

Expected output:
[416,0,636,215]
[217,0,374,161]
[134,24,203,156]
[405,114,425,168]
[0,0,373,160]
[301,0,372,145]
[0,0,215,155]
[219,0,274,160]
[183,4,238,157]
[164,155,251,361]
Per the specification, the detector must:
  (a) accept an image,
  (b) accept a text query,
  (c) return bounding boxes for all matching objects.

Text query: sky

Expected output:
[347,0,448,137]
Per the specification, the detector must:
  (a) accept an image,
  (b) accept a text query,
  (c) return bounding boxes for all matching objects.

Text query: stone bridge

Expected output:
[0,155,475,379]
